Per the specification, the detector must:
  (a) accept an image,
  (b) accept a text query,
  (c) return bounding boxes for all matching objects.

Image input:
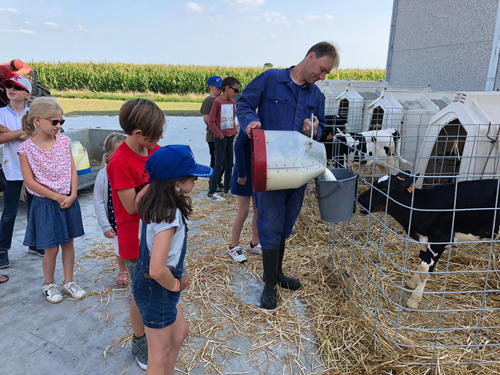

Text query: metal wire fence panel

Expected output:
[301,92,500,369]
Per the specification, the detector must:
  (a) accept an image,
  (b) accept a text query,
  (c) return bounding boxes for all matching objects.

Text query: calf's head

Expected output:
[357,172,417,214]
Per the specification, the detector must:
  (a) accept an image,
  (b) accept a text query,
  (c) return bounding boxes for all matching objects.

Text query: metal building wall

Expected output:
[386,0,499,91]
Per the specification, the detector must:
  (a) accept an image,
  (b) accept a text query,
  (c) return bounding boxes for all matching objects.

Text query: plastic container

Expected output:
[71,141,91,176]
[251,129,326,192]
[315,168,357,223]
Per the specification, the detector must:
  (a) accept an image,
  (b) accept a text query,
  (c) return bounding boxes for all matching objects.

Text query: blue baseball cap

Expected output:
[207,76,222,88]
[145,145,213,182]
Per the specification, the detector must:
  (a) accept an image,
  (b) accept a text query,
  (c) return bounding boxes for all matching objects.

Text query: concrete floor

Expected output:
[0,116,325,375]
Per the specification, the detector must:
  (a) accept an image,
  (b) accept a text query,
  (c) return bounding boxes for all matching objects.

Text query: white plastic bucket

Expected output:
[71,141,91,176]
[251,129,326,192]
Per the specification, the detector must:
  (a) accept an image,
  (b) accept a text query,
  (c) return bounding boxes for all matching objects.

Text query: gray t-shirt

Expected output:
[142,208,185,268]
[200,95,216,142]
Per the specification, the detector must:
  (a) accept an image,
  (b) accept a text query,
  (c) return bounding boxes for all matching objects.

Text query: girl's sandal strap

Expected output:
[116,271,129,286]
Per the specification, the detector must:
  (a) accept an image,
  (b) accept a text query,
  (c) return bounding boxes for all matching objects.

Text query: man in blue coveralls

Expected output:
[236,41,339,309]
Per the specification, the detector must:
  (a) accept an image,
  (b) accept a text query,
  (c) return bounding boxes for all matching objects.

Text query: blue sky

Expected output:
[1,0,393,69]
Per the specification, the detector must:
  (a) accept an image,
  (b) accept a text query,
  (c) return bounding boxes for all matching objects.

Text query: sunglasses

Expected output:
[230,87,239,94]
[45,118,65,126]
[4,83,28,92]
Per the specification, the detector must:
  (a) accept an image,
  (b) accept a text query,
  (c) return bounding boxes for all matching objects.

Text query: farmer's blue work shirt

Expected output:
[236,67,327,249]
[236,67,325,139]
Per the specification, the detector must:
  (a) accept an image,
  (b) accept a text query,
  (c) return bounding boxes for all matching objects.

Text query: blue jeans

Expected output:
[0,180,23,252]
[25,191,39,251]
[0,181,40,252]
[254,184,307,249]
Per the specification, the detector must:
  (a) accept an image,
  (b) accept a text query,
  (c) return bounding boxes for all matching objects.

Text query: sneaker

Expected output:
[0,250,9,269]
[132,335,148,370]
[43,283,63,304]
[229,246,247,263]
[248,242,263,256]
[207,193,226,202]
[28,248,45,257]
[62,281,86,299]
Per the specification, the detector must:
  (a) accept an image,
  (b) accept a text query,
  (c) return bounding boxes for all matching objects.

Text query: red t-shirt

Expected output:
[208,96,236,139]
[107,142,161,259]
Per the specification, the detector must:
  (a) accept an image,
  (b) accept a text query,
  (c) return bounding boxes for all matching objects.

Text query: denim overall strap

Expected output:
[170,215,188,278]
[137,221,150,275]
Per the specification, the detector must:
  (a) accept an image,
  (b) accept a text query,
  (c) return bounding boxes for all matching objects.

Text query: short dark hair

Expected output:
[306,41,339,69]
[119,98,166,140]
[221,77,240,90]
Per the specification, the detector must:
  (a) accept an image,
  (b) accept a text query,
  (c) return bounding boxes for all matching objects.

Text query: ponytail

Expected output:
[22,111,36,137]
[102,132,126,165]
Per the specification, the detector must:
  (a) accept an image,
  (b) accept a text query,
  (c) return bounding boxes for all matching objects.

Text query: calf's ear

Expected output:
[394,172,416,190]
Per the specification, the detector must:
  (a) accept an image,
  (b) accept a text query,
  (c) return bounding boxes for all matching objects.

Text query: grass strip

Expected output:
[53,90,205,103]
[59,98,201,117]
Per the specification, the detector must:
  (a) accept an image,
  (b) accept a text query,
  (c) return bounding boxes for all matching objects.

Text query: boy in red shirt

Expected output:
[107,98,165,370]
[207,77,240,201]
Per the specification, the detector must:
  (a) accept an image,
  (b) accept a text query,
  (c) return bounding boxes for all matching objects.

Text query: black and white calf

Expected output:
[358,172,500,309]
[319,114,348,160]
[331,128,412,174]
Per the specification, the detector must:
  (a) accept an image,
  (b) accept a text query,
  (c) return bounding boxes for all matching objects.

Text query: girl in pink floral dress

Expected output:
[18,97,85,304]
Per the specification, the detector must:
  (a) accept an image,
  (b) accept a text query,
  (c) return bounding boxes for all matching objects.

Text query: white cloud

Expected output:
[304,14,334,21]
[229,0,265,12]
[262,11,290,26]
[42,21,96,33]
[188,2,204,11]
[2,29,34,34]
[0,8,19,13]
[24,21,32,25]
[269,33,276,37]
[234,0,265,4]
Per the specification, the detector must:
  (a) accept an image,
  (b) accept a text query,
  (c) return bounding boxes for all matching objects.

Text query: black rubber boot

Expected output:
[260,247,279,309]
[277,238,301,290]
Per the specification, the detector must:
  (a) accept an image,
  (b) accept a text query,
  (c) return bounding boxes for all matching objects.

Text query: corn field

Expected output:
[31,62,386,94]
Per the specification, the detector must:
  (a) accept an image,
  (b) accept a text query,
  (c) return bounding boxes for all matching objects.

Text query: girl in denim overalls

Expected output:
[134,145,212,374]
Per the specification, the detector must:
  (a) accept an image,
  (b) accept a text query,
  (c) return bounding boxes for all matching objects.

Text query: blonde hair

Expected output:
[119,98,166,141]
[102,132,126,165]
[22,97,63,137]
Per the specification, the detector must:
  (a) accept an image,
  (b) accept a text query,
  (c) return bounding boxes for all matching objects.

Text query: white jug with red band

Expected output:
[251,129,326,192]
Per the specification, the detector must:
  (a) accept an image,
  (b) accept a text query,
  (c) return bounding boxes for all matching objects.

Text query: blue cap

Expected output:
[207,76,222,88]
[145,145,213,182]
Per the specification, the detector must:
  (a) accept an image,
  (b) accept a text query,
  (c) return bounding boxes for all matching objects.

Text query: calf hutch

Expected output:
[300,88,500,371]
[362,89,457,163]
[415,92,500,187]
[332,83,388,132]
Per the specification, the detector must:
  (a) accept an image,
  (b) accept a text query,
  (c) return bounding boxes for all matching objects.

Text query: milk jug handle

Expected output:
[310,113,314,143]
